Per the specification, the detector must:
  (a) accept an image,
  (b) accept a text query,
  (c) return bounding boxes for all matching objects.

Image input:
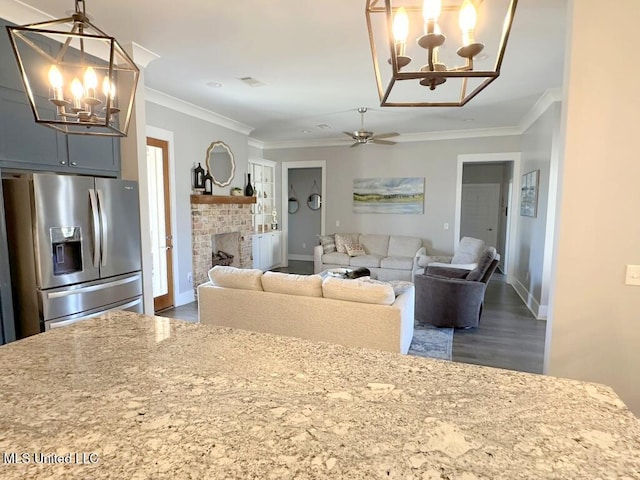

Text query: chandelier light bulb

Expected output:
[423,0,442,33]
[83,66,97,98]
[393,7,409,43]
[459,0,477,46]
[71,77,84,109]
[48,65,64,100]
[102,76,115,100]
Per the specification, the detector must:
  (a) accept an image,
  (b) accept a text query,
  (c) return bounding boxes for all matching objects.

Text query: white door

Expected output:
[461,184,500,248]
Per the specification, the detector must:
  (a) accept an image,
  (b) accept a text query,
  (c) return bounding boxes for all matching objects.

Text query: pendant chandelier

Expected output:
[7,0,139,136]
[365,0,517,107]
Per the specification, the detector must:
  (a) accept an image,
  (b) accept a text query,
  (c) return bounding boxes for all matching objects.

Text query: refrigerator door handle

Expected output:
[89,188,101,268]
[48,298,143,330]
[96,189,108,267]
[46,274,141,299]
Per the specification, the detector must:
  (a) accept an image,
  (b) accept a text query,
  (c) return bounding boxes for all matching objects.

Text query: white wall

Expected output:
[266,135,521,255]
[547,0,640,416]
[145,101,250,304]
[512,103,560,318]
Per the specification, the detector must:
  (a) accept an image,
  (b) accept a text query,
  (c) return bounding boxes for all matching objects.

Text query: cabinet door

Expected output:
[0,86,69,171]
[270,232,282,267]
[252,234,262,269]
[67,135,120,176]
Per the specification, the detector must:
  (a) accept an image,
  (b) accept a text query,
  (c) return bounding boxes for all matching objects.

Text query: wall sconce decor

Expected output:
[7,0,139,136]
[365,0,517,107]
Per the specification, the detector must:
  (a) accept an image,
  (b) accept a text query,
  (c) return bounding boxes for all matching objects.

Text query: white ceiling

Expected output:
[6,0,567,146]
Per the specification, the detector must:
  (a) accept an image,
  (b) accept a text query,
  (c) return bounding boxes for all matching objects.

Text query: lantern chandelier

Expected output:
[365,0,517,107]
[7,0,139,136]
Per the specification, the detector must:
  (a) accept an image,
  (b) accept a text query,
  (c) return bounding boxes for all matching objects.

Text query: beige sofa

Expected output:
[314,233,425,281]
[198,266,415,354]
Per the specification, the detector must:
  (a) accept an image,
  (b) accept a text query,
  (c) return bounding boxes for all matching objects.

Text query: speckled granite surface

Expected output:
[0,311,638,479]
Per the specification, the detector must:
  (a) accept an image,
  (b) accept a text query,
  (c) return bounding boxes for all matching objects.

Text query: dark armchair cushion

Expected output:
[466,247,497,281]
[425,265,470,279]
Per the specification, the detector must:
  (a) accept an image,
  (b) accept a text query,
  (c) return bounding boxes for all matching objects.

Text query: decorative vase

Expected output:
[245,174,254,196]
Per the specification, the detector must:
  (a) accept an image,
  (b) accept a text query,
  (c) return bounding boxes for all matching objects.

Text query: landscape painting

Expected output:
[353,177,425,214]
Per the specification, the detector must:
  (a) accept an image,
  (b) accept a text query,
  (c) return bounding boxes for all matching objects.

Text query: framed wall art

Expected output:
[353,177,425,214]
[520,170,539,217]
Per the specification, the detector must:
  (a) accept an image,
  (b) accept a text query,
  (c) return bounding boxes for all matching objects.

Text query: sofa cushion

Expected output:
[388,236,422,257]
[321,252,350,266]
[335,233,360,253]
[380,256,414,270]
[452,237,486,264]
[466,247,497,281]
[345,242,366,257]
[208,266,264,291]
[359,234,390,257]
[261,271,323,297]
[322,277,395,305]
[317,234,336,254]
[350,254,383,268]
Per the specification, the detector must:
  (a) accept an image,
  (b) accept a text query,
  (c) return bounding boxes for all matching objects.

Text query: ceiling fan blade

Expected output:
[371,139,396,145]
[342,131,356,138]
[350,142,362,148]
[372,132,400,139]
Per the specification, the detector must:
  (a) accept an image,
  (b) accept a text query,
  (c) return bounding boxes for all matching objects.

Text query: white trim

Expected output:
[146,125,186,310]
[281,161,327,268]
[288,254,313,262]
[0,0,57,24]
[124,42,160,68]
[248,138,265,150]
[145,88,255,136]
[455,152,521,281]
[260,126,521,150]
[518,88,563,133]
[511,277,547,320]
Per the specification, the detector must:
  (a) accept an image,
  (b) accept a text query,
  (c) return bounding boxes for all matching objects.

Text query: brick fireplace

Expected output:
[191,195,256,293]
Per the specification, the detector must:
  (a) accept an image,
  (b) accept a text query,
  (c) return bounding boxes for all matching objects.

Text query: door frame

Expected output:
[280,161,326,267]
[147,136,174,311]
[146,126,184,305]
[455,152,521,283]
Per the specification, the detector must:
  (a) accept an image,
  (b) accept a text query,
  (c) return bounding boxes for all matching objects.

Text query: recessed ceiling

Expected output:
[6,0,567,145]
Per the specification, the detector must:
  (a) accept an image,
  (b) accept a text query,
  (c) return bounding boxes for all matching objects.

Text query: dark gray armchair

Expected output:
[414,247,499,328]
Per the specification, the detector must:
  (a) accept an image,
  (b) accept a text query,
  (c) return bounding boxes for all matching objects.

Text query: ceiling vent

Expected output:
[239,76,266,88]
[316,123,332,130]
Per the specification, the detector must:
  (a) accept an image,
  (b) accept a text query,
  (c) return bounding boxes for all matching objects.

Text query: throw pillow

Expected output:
[387,280,413,296]
[335,233,358,254]
[317,234,336,254]
[345,242,366,257]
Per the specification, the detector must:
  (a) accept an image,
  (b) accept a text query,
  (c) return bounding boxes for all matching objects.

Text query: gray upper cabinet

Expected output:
[0,18,120,177]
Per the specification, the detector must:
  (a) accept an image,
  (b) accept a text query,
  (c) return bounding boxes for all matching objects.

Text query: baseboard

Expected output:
[174,289,195,307]
[510,277,548,320]
[288,254,313,261]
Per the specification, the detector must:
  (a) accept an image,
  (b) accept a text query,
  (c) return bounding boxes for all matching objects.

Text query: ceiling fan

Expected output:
[343,107,399,147]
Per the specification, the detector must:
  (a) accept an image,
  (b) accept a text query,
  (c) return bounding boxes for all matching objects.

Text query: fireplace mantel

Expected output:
[190,195,256,205]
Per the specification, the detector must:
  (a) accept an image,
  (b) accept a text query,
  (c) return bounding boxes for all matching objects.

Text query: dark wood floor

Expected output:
[156,262,546,374]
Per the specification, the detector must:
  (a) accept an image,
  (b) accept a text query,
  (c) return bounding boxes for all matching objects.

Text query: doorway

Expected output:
[281,161,326,268]
[146,137,174,312]
[455,153,521,281]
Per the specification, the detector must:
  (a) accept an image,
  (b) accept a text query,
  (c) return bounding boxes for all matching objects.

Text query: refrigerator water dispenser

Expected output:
[50,227,83,276]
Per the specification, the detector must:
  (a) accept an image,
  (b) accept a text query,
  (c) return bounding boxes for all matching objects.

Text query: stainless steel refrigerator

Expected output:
[3,173,143,338]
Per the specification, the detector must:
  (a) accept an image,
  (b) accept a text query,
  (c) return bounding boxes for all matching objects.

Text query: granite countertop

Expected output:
[0,311,638,479]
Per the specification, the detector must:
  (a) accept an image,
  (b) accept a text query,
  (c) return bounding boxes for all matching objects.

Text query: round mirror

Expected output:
[288,198,299,214]
[307,193,322,211]
[205,141,235,187]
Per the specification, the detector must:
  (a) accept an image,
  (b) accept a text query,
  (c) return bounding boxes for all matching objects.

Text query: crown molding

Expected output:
[518,88,563,133]
[0,0,56,24]
[248,138,265,150]
[259,126,521,150]
[124,42,160,69]
[145,88,255,136]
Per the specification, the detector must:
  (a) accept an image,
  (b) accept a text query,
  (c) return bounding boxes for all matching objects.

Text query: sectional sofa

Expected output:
[198,266,415,354]
[313,233,425,281]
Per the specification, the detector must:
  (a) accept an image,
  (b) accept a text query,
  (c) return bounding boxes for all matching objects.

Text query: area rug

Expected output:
[409,324,454,361]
